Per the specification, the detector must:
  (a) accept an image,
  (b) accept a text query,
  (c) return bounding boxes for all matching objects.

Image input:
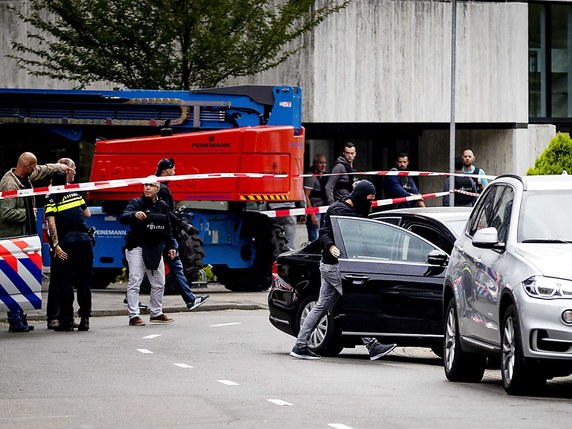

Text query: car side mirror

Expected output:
[427,249,448,266]
[472,227,504,249]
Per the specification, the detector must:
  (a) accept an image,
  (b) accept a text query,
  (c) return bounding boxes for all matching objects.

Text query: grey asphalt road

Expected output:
[1,310,571,429]
[22,279,269,323]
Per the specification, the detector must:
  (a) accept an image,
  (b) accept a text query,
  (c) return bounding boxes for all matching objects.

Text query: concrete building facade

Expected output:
[0,1,566,202]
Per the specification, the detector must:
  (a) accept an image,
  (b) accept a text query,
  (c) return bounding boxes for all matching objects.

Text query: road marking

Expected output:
[137,349,153,354]
[328,424,354,429]
[173,363,193,368]
[143,334,161,339]
[217,380,239,385]
[267,399,293,406]
[210,322,242,327]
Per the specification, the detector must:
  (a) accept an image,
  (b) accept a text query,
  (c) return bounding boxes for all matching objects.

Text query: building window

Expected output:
[550,4,572,118]
[529,4,546,118]
[530,2,572,121]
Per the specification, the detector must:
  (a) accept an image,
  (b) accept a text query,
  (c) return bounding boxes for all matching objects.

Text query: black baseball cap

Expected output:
[156,157,175,175]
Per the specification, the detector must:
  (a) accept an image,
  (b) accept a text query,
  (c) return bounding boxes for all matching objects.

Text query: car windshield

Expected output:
[518,189,572,242]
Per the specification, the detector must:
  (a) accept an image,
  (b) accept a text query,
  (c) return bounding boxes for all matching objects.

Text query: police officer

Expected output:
[45,168,93,331]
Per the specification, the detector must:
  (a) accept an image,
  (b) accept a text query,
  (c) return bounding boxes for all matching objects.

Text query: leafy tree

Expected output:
[10,0,350,89]
[527,132,572,175]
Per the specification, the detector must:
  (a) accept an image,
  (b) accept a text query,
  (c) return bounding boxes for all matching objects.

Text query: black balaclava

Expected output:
[349,180,376,216]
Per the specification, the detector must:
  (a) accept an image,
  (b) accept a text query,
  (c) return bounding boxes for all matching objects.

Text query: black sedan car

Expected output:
[370,207,472,255]
[268,208,471,357]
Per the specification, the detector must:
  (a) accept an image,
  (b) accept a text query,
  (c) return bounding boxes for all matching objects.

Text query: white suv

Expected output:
[443,174,572,395]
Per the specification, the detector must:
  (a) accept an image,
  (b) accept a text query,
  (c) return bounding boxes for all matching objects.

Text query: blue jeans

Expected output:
[164,242,196,306]
[306,213,322,242]
[296,262,342,348]
[295,262,378,351]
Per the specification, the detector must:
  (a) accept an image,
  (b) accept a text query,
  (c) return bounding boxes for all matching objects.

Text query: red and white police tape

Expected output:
[260,190,483,218]
[0,172,285,200]
[0,169,493,201]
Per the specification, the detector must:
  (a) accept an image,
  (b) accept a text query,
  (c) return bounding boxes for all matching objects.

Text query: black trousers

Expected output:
[51,233,93,323]
[46,268,60,322]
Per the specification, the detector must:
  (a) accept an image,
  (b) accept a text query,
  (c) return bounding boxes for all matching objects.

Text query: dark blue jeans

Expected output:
[306,213,322,242]
[164,242,196,306]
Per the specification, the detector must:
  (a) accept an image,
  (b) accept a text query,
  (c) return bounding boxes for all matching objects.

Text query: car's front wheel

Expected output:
[444,298,486,382]
[501,305,546,395]
[296,296,343,357]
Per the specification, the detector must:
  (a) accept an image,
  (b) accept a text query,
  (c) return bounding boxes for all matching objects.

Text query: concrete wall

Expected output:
[0,0,531,124]
[0,1,111,89]
[419,124,556,206]
[229,0,529,124]
[0,0,548,192]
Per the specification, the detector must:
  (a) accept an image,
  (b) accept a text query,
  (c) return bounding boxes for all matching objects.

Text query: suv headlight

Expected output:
[523,276,572,299]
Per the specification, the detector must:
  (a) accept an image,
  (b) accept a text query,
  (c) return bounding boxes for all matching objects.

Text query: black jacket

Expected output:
[319,199,360,264]
[157,182,175,211]
[120,195,176,270]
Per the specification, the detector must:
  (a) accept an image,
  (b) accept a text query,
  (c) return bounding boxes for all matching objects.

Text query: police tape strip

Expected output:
[262,188,481,218]
[300,170,497,181]
[0,170,490,200]
[261,191,456,218]
[0,172,287,200]
[454,189,480,197]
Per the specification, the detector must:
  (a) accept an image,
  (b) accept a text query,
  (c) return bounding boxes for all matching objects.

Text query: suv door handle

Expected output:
[344,274,370,284]
[23,246,41,253]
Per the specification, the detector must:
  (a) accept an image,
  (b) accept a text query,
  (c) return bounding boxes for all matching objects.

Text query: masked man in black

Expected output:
[290,180,397,360]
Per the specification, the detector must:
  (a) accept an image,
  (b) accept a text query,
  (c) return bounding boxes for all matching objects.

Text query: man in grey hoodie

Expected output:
[325,142,357,204]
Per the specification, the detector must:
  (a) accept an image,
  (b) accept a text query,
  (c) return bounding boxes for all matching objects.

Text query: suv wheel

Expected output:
[444,298,486,382]
[501,305,546,395]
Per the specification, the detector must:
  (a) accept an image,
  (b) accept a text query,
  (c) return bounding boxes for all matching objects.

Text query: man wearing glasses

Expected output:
[325,142,357,204]
[120,176,177,326]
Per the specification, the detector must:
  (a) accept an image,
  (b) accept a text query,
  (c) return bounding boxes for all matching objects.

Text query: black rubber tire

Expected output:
[501,305,546,395]
[176,218,205,283]
[443,298,486,382]
[140,219,205,295]
[216,216,288,292]
[295,295,343,357]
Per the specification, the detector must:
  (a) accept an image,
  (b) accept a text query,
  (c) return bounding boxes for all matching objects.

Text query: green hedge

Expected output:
[527,132,572,175]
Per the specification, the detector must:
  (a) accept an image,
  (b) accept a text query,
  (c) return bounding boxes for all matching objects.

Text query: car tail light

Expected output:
[272,261,278,276]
